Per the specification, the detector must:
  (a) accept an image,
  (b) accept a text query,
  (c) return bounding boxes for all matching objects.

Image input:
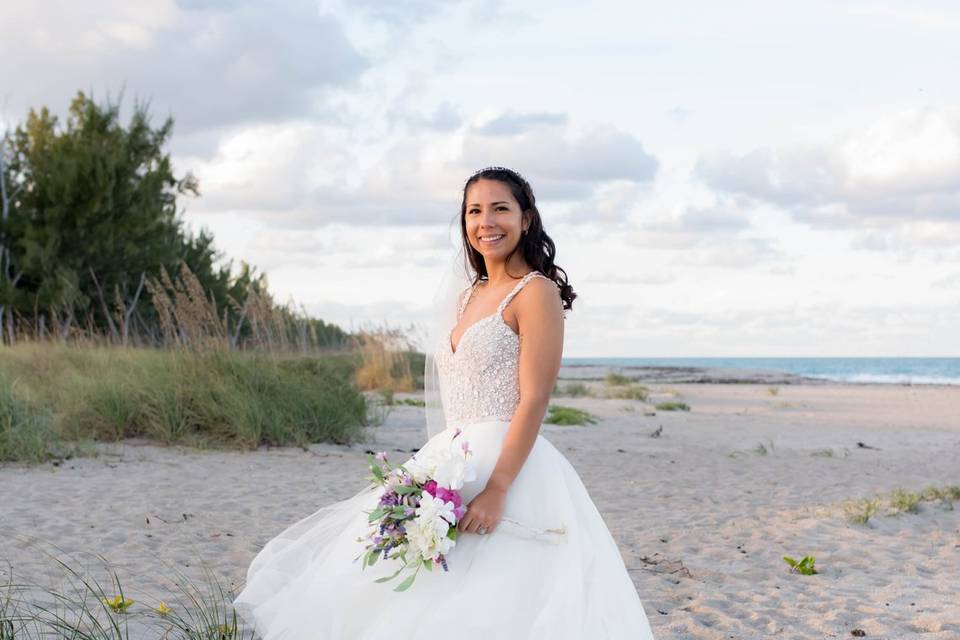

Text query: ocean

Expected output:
[560,357,960,386]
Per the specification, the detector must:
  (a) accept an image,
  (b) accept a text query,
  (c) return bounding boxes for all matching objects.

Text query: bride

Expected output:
[233,166,657,639]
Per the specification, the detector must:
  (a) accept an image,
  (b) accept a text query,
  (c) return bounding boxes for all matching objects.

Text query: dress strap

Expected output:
[497,271,550,313]
[457,283,477,320]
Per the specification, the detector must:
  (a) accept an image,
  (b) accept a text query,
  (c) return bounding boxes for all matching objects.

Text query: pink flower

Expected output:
[460,440,471,456]
[435,486,462,508]
[423,480,438,496]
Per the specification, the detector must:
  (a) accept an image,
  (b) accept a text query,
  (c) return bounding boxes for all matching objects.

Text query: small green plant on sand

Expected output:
[752,439,775,455]
[653,401,689,411]
[767,386,780,396]
[544,405,598,426]
[843,497,881,524]
[888,488,922,515]
[783,554,818,575]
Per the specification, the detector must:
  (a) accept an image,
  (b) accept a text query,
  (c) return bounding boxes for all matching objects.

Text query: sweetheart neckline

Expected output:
[448,270,542,354]
[448,311,518,355]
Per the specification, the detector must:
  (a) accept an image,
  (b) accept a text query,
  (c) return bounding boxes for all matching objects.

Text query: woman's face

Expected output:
[463,178,528,262]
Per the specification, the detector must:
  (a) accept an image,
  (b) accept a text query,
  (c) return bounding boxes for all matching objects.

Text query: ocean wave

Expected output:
[802,373,960,385]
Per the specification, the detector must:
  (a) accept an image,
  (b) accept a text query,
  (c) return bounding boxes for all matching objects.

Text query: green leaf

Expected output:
[395,485,420,495]
[373,563,406,583]
[393,574,416,592]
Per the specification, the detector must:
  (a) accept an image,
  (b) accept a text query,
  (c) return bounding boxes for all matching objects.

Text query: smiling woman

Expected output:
[232,166,658,639]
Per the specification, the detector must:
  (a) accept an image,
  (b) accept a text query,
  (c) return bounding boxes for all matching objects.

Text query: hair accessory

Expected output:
[465,165,527,185]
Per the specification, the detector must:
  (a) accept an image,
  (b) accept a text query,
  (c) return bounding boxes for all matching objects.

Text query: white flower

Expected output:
[406,444,476,490]
[406,496,457,561]
[432,446,476,490]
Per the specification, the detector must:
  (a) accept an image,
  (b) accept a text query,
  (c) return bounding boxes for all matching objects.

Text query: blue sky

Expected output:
[3,0,959,356]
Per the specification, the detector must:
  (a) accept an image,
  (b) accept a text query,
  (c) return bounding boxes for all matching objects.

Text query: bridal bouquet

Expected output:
[354,430,477,592]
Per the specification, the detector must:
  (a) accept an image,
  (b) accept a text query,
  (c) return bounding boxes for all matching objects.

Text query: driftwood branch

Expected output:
[89,267,119,341]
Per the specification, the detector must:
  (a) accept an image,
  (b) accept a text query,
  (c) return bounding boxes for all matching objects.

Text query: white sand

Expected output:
[1,381,958,639]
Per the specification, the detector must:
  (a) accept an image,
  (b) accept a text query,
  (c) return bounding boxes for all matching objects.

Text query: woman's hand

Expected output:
[457,485,507,535]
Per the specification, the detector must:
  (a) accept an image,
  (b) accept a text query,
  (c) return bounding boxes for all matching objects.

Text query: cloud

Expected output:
[183,109,661,227]
[461,119,659,202]
[644,205,753,234]
[696,105,960,229]
[473,111,568,136]
[0,0,368,133]
[342,0,463,27]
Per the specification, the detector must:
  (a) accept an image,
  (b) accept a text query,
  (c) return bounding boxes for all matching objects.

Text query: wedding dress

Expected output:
[233,270,656,639]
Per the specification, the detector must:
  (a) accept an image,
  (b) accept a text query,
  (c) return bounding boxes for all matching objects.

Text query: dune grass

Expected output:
[599,373,649,401]
[842,484,960,524]
[544,405,598,426]
[0,538,254,640]
[553,381,594,397]
[654,401,689,411]
[0,343,374,464]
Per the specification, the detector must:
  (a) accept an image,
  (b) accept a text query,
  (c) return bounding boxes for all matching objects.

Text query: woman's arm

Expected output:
[486,277,565,495]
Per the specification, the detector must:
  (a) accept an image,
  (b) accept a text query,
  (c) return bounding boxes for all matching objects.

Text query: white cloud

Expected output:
[0,0,368,132]
[697,104,960,228]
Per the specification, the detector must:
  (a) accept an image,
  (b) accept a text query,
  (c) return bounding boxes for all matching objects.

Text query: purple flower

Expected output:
[423,480,438,496]
[378,491,398,506]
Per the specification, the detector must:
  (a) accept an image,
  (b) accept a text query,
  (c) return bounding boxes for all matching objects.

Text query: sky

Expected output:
[2,0,959,357]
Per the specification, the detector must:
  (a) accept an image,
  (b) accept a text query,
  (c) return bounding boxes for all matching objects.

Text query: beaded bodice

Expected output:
[434,270,554,428]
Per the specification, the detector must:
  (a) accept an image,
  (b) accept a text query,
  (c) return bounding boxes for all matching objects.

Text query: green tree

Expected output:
[0,91,222,342]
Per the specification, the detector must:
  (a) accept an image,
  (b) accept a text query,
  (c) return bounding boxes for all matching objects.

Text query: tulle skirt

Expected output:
[232,419,656,639]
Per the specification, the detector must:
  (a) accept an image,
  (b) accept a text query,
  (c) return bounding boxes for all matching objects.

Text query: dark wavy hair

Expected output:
[459,167,576,311]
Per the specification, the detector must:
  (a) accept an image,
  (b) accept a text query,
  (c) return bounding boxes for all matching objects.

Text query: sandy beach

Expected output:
[2,369,958,639]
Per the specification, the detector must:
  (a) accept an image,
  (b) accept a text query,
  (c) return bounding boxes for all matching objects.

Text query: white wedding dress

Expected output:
[233,271,656,639]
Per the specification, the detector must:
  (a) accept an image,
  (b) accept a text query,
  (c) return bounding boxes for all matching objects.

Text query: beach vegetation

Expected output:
[843,497,882,524]
[556,381,594,397]
[920,484,960,503]
[0,344,371,462]
[544,405,598,426]
[782,554,818,575]
[842,485,960,524]
[604,372,634,386]
[653,401,689,411]
[605,384,649,401]
[0,541,255,640]
[887,488,922,515]
[0,92,428,465]
[752,440,775,455]
[767,386,780,396]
